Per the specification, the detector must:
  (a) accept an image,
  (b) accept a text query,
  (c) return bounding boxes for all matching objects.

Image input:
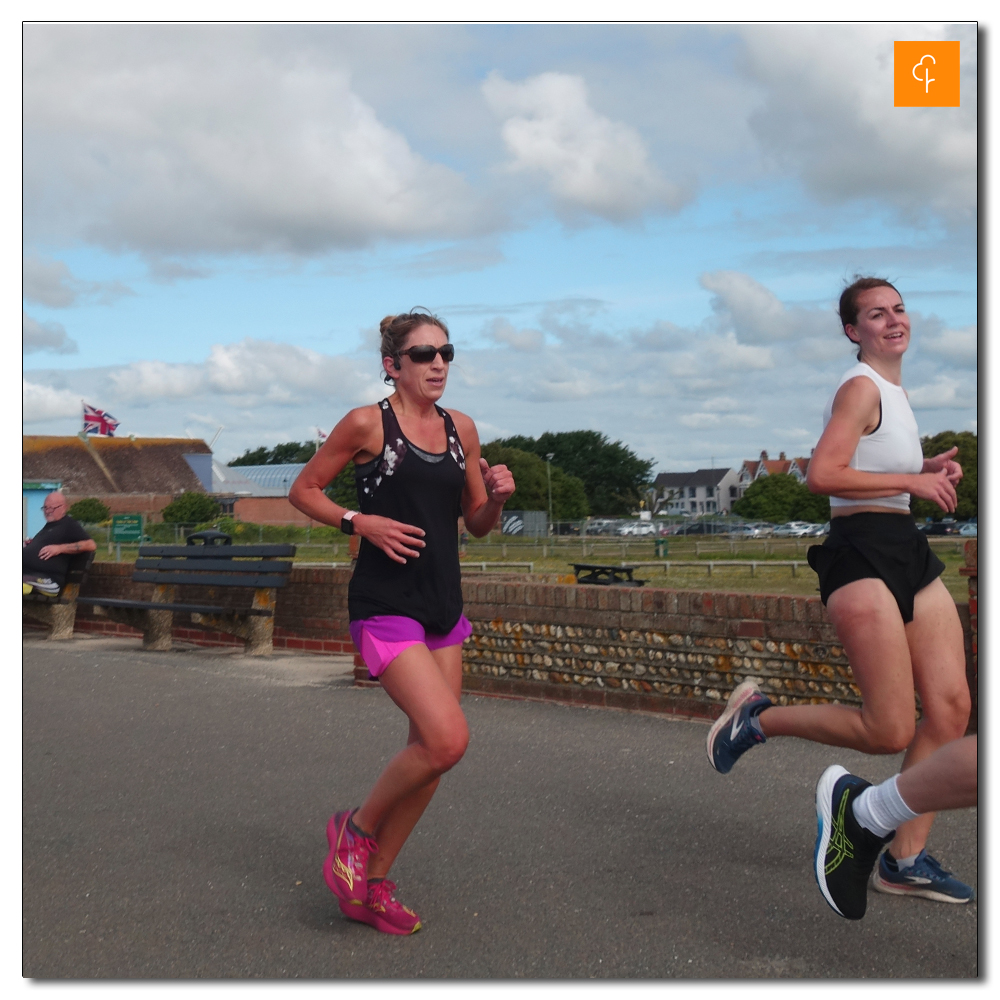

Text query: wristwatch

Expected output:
[340,510,359,535]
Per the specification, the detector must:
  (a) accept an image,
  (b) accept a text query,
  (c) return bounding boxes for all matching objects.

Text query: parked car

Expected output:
[959,521,978,537]
[773,521,818,538]
[917,520,959,535]
[727,523,764,538]
[804,522,828,537]
[618,522,656,536]
[585,518,619,536]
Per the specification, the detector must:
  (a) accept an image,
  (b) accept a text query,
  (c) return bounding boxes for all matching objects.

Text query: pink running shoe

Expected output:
[339,879,422,935]
[323,810,378,907]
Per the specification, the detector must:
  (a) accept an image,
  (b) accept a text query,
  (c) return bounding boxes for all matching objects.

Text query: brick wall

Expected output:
[26,558,976,726]
[232,497,317,526]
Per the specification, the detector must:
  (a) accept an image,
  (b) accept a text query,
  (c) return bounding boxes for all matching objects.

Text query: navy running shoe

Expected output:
[706,680,772,774]
[872,849,974,904]
[814,765,893,919]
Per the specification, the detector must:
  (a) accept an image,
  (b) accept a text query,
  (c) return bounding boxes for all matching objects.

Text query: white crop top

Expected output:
[823,362,924,512]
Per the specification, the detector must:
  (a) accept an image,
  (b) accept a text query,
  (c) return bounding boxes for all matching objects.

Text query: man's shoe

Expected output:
[814,765,893,919]
[339,879,422,935]
[24,576,60,595]
[872,849,974,904]
[323,810,378,907]
[707,680,772,774]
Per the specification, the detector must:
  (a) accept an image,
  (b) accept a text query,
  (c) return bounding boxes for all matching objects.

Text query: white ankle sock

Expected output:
[851,774,920,838]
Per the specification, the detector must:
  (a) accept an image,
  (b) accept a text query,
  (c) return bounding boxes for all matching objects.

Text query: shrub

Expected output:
[160,492,221,524]
[732,473,830,524]
[68,497,110,523]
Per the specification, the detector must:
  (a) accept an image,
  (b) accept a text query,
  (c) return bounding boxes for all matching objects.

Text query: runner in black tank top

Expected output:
[349,398,466,634]
[290,311,515,935]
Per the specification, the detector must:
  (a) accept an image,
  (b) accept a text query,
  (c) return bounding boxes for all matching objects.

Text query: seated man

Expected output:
[23,492,97,595]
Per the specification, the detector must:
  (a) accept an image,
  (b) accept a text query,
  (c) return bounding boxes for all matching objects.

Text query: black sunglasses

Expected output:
[397,344,455,364]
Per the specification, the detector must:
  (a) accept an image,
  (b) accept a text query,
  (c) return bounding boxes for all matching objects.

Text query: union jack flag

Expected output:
[83,402,120,437]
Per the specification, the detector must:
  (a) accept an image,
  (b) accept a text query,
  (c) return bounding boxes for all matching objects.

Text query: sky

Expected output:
[22,21,978,472]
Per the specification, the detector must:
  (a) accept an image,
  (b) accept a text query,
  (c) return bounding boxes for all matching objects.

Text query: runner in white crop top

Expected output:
[706,279,973,907]
[824,362,924,513]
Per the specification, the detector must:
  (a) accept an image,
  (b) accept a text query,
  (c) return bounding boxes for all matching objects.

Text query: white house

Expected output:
[652,468,741,515]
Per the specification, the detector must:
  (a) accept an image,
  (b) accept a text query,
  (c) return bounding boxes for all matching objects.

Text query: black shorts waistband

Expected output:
[827,512,918,542]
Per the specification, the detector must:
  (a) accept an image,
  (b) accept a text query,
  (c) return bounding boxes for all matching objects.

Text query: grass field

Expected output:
[93,532,972,602]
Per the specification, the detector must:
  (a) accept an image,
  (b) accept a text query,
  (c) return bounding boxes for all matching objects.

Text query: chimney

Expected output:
[779,451,786,461]
[760,450,768,461]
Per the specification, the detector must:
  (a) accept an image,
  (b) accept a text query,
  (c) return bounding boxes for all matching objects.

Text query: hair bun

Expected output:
[379,315,397,336]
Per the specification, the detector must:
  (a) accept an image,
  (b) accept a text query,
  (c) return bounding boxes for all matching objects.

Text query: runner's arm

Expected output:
[451,412,515,537]
[289,407,426,564]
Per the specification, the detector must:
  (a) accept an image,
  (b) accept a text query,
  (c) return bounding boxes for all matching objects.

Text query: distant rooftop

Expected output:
[225,463,307,496]
[23,435,210,495]
[653,468,733,490]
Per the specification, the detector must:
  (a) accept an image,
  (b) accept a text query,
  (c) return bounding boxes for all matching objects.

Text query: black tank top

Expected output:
[348,398,467,633]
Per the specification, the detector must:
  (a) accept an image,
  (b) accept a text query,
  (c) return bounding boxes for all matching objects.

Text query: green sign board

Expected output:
[111,514,143,542]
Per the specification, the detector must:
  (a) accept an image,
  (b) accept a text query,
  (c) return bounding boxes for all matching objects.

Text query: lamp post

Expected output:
[546,453,555,533]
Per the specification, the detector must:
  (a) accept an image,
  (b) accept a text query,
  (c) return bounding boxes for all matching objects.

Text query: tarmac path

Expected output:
[22,634,978,979]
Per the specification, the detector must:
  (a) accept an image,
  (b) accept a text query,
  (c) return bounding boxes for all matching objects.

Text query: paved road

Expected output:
[23,634,977,979]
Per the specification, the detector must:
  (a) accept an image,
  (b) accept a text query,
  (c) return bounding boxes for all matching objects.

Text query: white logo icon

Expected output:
[912,54,936,94]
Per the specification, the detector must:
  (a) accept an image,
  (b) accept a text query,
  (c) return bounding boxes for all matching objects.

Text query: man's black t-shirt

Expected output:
[23,516,92,586]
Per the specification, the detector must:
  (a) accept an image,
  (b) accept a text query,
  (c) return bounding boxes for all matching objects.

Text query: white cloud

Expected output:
[706,332,774,370]
[487,318,545,352]
[700,271,793,343]
[23,254,133,307]
[106,339,385,409]
[483,71,686,221]
[23,378,80,422]
[918,323,977,367]
[739,24,977,225]
[907,375,969,410]
[23,311,77,354]
[680,412,721,429]
[24,28,490,256]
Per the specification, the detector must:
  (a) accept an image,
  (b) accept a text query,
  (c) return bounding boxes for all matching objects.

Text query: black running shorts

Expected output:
[807,512,946,624]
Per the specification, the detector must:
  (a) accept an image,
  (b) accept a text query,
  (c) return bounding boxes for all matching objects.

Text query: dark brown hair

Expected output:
[837,276,902,360]
[379,309,450,384]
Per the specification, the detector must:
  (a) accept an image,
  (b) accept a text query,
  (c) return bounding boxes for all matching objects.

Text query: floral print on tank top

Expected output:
[357,399,464,499]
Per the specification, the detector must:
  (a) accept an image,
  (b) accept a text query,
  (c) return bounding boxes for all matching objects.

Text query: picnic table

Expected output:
[571,563,645,587]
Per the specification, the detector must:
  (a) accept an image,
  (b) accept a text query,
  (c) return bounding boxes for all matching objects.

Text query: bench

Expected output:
[76,530,296,656]
[22,550,95,640]
[571,563,646,587]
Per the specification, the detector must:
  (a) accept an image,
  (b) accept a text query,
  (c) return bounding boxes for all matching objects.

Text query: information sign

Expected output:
[111,514,143,542]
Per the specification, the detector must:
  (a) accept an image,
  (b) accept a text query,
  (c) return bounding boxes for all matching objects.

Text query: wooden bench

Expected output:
[76,531,296,656]
[571,563,646,587]
[23,550,95,640]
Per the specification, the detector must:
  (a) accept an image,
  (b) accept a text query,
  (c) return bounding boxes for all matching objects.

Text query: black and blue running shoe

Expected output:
[706,680,772,774]
[873,848,974,904]
[814,765,893,919]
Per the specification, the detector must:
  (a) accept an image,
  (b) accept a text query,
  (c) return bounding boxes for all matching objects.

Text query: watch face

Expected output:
[341,514,355,535]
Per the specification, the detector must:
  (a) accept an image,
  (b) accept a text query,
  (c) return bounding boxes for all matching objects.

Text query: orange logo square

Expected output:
[894,41,960,107]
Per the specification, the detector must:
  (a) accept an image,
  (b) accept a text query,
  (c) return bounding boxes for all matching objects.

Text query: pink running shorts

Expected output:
[349,615,473,678]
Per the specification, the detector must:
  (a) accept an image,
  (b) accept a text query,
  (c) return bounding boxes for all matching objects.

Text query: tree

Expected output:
[326,462,358,509]
[494,430,654,515]
[161,492,221,524]
[480,444,590,519]
[68,497,110,523]
[230,441,318,465]
[910,430,977,521]
[732,473,830,523]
